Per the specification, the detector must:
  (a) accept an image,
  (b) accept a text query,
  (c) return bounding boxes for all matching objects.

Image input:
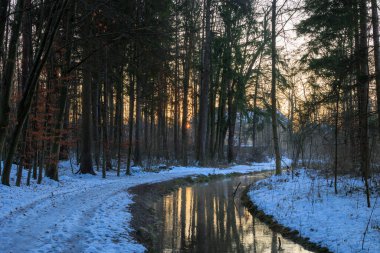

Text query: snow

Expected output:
[0,160,278,253]
[248,169,380,253]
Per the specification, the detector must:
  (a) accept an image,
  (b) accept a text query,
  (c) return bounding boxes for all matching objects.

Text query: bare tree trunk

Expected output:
[15,137,27,186]
[334,89,339,194]
[126,75,134,175]
[116,67,123,177]
[227,82,237,163]
[182,26,190,166]
[37,146,44,184]
[102,47,112,178]
[134,75,142,165]
[197,0,211,165]
[16,0,32,185]
[358,0,370,207]
[252,70,259,151]
[92,71,101,171]
[216,66,228,160]
[371,0,380,136]
[21,0,32,92]
[252,53,263,153]
[174,2,180,160]
[271,0,281,175]
[0,0,9,63]
[80,61,95,174]
[46,2,73,180]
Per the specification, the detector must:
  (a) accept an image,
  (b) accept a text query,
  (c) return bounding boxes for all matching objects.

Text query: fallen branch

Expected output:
[361,195,378,250]
[232,182,241,198]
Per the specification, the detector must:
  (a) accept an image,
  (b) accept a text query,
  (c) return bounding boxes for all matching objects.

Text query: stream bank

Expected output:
[129,171,316,252]
[240,187,331,253]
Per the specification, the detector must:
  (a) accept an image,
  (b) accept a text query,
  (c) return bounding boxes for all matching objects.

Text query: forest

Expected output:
[0,0,379,252]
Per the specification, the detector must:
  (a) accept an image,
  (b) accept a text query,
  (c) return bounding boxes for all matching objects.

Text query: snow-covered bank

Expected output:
[248,169,380,253]
[0,160,280,253]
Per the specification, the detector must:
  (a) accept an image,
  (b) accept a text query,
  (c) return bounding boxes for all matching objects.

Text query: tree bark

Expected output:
[116,67,123,177]
[227,83,237,163]
[334,89,339,194]
[182,23,190,166]
[80,59,95,174]
[0,0,9,63]
[371,0,380,136]
[174,2,180,160]
[126,75,134,175]
[197,0,211,165]
[134,74,142,165]
[21,0,32,92]
[358,0,370,207]
[92,71,101,171]
[46,2,74,180]
[101,47,111,178]
[271,0,281,175]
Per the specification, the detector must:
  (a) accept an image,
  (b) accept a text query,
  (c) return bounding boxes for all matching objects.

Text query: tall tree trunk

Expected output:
[0,0,9,63]
[92,66,101,171]
[116,67,123,177]
[108,74,114,155]
[371,0,380,135]
[134,74,142,165]
[252,56,263,152]
[102,48,112,178]
[126,75,134,175]
[80,61,95,174]
[46,2,74,180]
[227,85,237,163]
[216,61,229,160]
[21,0,32,92]
[16,0,32,184]
[197,0,211,165]
[358,0,370,207]
[334,89,339,194]
[208,86,216,158]
[174,3,180,160]
[182,28,190,166]
[271,0,281,175]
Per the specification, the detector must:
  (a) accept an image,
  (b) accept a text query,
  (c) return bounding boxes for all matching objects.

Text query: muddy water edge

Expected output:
[129,172,329,253]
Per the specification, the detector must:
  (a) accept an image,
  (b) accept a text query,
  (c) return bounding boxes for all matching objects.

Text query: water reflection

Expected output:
[152,175,313,253]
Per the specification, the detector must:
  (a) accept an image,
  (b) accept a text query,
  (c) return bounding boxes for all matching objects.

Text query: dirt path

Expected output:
[0,182,130,253]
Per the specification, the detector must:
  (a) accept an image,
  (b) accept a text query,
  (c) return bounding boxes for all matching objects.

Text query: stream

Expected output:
[132,173,314,253]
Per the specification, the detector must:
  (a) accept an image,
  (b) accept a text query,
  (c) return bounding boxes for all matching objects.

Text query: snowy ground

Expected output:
[0,159,284,253]
[249,169,380,253]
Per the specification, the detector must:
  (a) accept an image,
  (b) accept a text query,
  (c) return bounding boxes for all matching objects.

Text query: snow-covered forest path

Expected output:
[1,180,140,253]
[0,164,274,253]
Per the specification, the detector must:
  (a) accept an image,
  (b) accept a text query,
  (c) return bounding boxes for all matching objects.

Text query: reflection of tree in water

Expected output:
[180,187,186,249]
[252,214,257,253]
[149,176,311,253]
[271,231,278,253]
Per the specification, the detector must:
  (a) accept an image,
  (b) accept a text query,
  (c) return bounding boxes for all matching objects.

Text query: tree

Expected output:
[371,0,380,136]
[357,0,370,207]
[197,0,211,165]
[46,2,74,180]
[79,50,95,175]
[271,0,281,175]
[0,0,9,63]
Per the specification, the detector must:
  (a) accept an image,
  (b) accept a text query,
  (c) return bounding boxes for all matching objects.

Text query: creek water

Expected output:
[147,174,313,253]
